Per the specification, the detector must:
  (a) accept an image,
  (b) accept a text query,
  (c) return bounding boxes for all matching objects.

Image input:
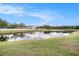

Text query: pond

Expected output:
[6,32,70,42]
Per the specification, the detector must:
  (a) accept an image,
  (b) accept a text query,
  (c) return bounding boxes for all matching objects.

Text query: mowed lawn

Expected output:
[0,32,79,56]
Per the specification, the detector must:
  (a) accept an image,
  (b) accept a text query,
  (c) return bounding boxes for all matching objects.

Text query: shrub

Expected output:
[0,36,8,41]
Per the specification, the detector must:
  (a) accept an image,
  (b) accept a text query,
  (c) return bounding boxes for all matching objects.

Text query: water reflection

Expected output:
[6,32,70,42]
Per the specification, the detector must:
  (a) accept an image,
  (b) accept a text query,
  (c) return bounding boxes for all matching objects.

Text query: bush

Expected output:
[19,33,25,37]
[0,36,8,41]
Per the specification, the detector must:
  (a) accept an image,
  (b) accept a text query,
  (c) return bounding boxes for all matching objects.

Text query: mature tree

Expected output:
[0,18,9,28]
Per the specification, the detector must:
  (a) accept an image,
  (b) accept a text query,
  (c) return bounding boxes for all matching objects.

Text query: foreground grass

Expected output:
[0,32,79,56]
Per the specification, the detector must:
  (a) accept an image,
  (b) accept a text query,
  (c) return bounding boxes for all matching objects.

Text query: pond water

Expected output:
[6,32,70,42]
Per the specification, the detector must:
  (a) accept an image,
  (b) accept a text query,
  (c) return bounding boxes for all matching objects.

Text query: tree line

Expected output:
[36,25,79,29]
[0,18,26,28]
[0,18,79,29]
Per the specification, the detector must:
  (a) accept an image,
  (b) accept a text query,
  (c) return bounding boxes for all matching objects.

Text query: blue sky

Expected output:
[0,3,79,26]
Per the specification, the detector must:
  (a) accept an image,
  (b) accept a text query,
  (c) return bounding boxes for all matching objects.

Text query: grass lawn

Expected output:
[0,32,79,56]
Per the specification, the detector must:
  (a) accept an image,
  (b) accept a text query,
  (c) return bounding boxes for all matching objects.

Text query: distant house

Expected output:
[26,26,36,29]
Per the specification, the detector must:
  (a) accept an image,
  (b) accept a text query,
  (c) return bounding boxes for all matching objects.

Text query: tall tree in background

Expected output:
[0,18,9,28]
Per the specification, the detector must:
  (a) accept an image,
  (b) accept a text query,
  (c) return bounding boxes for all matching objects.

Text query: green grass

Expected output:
[0,32,79,56]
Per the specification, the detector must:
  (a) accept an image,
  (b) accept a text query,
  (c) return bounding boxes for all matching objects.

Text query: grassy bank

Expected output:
[0,29,79,35]
[0,32,79,56]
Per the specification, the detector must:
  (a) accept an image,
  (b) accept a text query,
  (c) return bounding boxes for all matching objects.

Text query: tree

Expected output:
[0,18,9,28]
[18,23,26,28]
[0,36,8,41]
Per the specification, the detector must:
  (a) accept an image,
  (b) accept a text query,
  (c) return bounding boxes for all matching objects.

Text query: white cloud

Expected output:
[27,11,59,25]
[0,4,59,25]
[0,4,25,15]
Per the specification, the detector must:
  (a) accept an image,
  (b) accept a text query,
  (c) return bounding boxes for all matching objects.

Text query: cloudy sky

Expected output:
[0,3,79,26]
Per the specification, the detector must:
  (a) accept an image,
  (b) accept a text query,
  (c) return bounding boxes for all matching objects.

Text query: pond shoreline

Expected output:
[6,32,70,42]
